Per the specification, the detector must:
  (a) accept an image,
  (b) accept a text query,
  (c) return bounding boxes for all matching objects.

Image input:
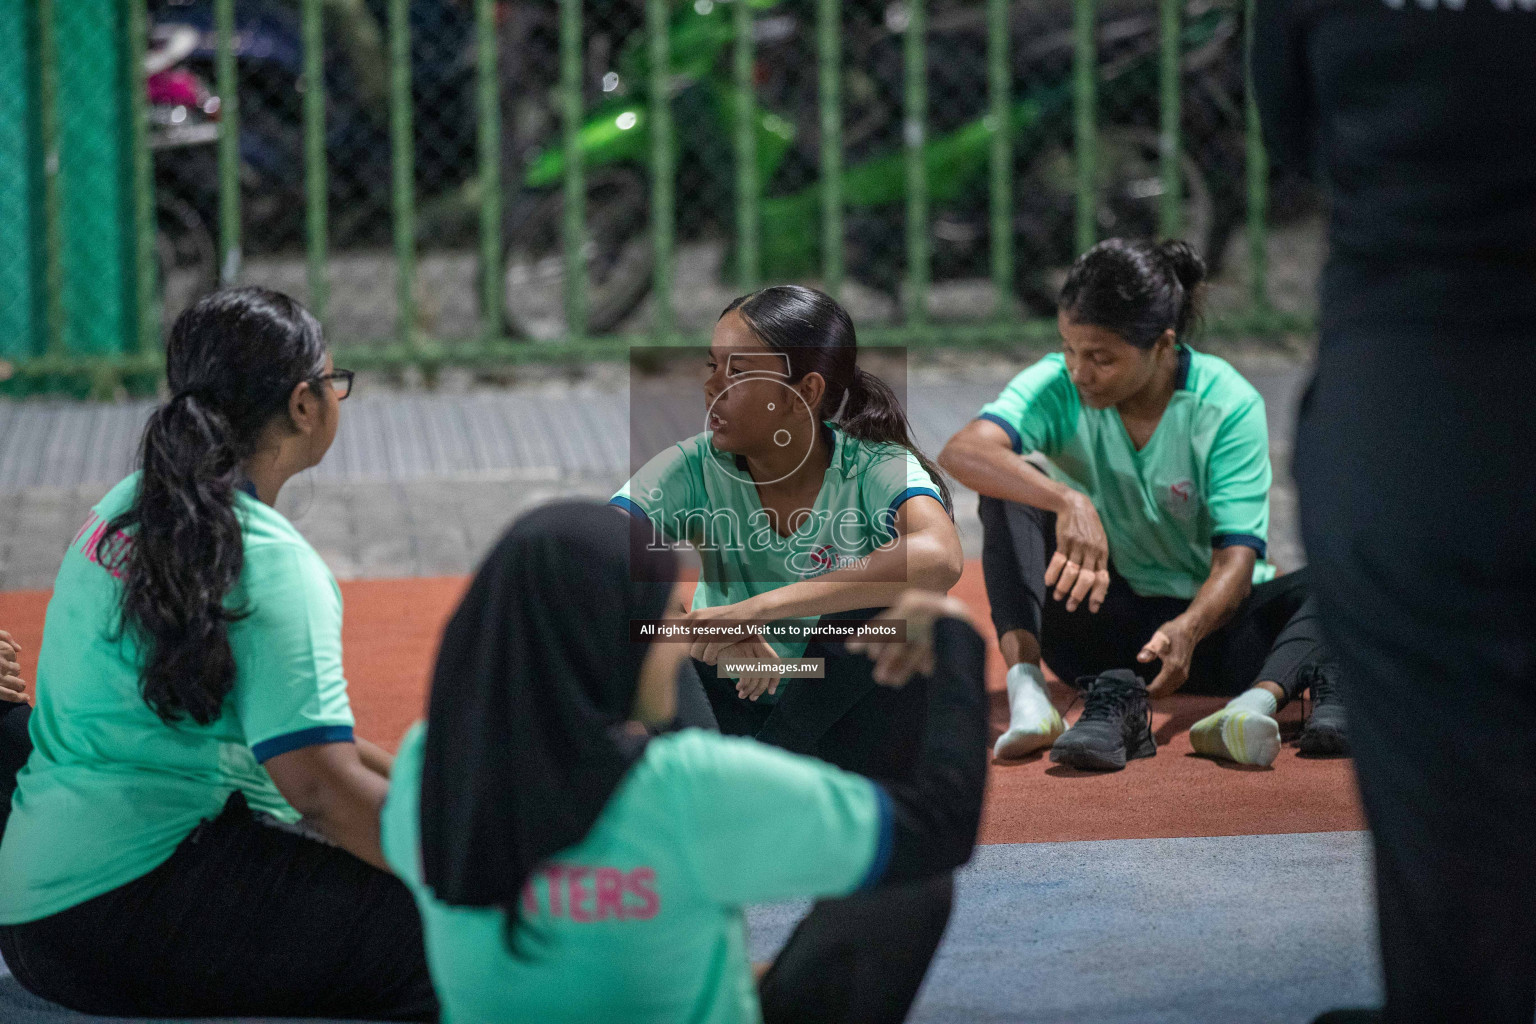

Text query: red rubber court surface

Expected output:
[0,561,1363,847]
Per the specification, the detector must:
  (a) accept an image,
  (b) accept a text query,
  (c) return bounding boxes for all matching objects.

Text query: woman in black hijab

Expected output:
[381,500,990,1024]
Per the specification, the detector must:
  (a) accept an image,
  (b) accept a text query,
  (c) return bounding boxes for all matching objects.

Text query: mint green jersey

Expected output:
[382,723,888,1024]
[0,473,355,924]
[611,423,946,658]
[977,347,1276,599]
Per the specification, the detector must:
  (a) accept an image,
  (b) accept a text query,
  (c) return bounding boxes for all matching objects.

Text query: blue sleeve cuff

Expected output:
[1213,533,1268,559]
[609,495,648,520]
[251,724,355,763]
[879,486,946,540]
[977,413,1023,454]
[859,783,895,891]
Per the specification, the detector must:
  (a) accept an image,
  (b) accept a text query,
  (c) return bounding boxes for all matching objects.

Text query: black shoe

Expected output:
[1049,669,1156,771]
[1297,662,1349,756]
[1312,1011,1382,1023]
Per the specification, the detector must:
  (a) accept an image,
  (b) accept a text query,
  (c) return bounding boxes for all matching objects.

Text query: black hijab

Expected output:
[419,500,677,908]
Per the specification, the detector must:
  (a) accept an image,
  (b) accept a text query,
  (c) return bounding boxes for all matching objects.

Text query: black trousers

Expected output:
[978,493,1330,701]
[759,872,954,1024]
[1295,325,1536,1024]
[686,615,948,1024]
[690,609,927,783]
[0,790,437,1021]
[0,699,28,846]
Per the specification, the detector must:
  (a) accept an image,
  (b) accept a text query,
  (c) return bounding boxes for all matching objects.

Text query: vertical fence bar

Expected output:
[1072,0,1096,255]
[37,0,64,357]
[215,0,241,285]
[1243,0,1269,311]
[1158,0,1181,239]
[302,0,329,324]
[903,0,928,326]
[647,0,674,338]
[732,0,759,291]
[126,0,157,354]
[987,0,1011,318]
[388,0,416,348]
[817,0,843,299]
[475,0,503,341]
[559,0,586,336]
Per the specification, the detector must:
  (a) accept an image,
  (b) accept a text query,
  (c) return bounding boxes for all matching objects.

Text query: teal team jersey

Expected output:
[382,723,889,1024]
[0,473,356,924]
[977,347,1277,600]
[611,423,946,658]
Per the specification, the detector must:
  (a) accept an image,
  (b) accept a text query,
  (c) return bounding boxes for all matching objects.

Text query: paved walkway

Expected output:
[0,353,1308,590]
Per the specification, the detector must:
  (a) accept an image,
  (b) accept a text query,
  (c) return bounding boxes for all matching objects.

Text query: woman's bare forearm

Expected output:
[939,422,1071,512]
[752,530,962,621]
[1180,546,1256,643]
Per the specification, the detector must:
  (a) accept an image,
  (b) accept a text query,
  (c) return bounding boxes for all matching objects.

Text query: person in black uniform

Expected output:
[1253,3,1536,1022]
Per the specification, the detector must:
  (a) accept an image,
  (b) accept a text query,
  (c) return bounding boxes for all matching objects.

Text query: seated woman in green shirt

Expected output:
[612,285,964,781]
[384,500,988,1024]
[0,289,436,1019]
[940,239,1348,770]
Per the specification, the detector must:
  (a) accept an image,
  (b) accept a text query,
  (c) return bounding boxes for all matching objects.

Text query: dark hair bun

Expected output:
[1156,239,1206,294]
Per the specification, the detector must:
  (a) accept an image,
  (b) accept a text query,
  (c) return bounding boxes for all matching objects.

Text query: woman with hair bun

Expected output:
[0,288,436,1020]
[941,238,1347,771]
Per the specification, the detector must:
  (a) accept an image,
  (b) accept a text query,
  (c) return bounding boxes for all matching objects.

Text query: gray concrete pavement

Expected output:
[0,351,1309,590]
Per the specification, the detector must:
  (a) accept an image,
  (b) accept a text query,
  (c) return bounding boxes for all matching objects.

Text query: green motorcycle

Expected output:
[501,0,1246,339]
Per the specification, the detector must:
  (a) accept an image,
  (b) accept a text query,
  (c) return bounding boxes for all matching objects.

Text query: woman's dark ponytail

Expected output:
[721,285,953,512]
[841,367,953,511]
[1058,237,1206,348]
[102,288,326,725]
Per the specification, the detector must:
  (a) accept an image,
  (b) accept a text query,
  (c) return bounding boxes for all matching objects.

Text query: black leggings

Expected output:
[0,699,28,846]
[0,789,437,1021]
[684,614,952,1024]
[979,494,1332,702]
[688,606,927,782]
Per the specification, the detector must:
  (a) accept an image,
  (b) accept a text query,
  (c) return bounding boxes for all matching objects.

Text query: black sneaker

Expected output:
[1297,662,1349,757]
[1049,669,1157,771]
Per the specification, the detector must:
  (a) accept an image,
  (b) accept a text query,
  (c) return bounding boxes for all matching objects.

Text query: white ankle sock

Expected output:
[1226,688,1279,717]
[1006,663,1051,720]
[993,663,1062,759]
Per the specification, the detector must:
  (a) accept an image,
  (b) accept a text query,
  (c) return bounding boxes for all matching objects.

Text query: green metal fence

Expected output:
[0,0,1305,395]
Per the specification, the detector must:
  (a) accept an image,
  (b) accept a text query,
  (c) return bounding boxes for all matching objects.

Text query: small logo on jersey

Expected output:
[1164,479,1197,517]
[794,543,872,579]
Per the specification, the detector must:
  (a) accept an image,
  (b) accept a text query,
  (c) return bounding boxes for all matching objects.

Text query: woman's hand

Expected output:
[720,634,783,702]
[683,599,765,665]
[847,590,975,687]
[0,630,27,704]
[1048,491,1112,613]
[1139,616,1199,697]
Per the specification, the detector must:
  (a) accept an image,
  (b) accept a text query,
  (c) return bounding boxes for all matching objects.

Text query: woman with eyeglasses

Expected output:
[0,288,436,1020]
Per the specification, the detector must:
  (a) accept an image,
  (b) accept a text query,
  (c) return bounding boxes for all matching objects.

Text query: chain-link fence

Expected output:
[1,0,1314,394]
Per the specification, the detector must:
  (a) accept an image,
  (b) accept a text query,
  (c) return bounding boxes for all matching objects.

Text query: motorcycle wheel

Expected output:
[1014,127,1217,316]
[155,193,218,337]
[502,166,654,341]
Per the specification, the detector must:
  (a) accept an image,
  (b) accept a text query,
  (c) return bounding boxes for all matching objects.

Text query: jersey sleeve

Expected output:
[1205,397,1273,557]
[230,542,356,762]
[975,356,1078,456]
[860,447,949,544]
[611,444,703,544]
[666,733,891,906]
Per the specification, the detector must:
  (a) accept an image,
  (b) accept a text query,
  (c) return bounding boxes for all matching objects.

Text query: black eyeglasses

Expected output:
[315,369,355,400]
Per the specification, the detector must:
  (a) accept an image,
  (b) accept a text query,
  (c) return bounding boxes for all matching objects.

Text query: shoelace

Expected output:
[1075,675,1148,725]
[1307,663,1340,707]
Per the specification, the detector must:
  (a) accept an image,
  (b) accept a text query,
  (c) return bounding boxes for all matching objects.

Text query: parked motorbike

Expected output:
[501,0,1248,339]
[147,21,221,331]
[148,0,476,254]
